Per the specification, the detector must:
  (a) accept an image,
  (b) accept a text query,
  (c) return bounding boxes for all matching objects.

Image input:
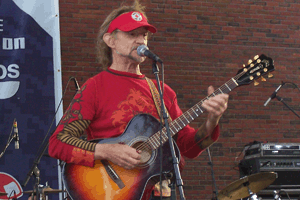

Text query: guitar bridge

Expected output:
[101,160,125,189]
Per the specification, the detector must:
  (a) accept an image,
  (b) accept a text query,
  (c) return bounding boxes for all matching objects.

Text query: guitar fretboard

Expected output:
[144,78,239,150]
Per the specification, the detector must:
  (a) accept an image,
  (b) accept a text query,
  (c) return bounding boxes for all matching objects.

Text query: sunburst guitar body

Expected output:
[63,114,180,200]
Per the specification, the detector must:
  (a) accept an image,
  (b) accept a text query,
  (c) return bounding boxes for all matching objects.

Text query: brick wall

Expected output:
[58,0,300,199]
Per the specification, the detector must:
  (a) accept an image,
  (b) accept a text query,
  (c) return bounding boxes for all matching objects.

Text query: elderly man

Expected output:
[49,1,228,199]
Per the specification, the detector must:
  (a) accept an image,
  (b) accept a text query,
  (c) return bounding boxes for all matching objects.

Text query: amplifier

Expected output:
[244,143,300,159]
[239,157,300,194]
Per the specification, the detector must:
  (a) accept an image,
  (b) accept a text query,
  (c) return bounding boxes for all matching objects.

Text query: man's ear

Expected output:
[103,33,115,48]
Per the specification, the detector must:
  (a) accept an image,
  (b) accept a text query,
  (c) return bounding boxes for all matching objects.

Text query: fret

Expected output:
[170,125,178,134]
[182,115,190,124]
[160,130,167,141]
[155,134,163,145]
[156,133,165,144]
[196,104,203,113]
[150,137,158,148]
[187,111,194,120]
[148,138,156,149]
[231,78,238,86]
[191,108,199,116]
[174,120,182,129]
[162,131,168,140]
[225,83,231,91]
[172,125,178,132]
[178,116,186,126]
[169,128,175,137]
[218,88,224,94]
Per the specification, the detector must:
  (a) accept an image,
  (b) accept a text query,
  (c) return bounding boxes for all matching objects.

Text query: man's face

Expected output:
[113,27,150,63]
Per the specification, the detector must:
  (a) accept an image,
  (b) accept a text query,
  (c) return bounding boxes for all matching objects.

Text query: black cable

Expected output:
[0,118,16,159]
[23,76,74,187]
[283,81,300,92]
[279,189,291,200]
[33,77,73,158]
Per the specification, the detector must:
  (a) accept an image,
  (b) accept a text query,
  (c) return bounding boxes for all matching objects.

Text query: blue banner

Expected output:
[0,0,62,199]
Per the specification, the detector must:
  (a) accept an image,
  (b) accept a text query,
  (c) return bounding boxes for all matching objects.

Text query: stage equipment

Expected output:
[217,172,276,200]
[240,143,300,199]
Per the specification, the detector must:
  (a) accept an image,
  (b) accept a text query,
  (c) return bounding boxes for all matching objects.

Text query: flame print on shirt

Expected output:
[111,88,156,133]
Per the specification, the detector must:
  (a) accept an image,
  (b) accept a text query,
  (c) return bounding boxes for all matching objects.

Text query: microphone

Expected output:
[264,82,285,107]
[137,45,163,63]
[13,120,19,149]
[72,77,80,91]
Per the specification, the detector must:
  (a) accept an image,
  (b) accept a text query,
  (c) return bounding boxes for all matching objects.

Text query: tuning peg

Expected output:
[261,77,266,82]
[254,80,259,86]
[254,55,259,60]
[268,73,274,78]
[243,64,246,68]
[248,59,253,64]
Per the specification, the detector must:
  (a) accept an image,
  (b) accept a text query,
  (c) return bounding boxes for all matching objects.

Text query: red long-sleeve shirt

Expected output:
[49,68,219,167]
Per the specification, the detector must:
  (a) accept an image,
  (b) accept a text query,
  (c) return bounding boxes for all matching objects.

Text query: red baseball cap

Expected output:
[107,11,157,33]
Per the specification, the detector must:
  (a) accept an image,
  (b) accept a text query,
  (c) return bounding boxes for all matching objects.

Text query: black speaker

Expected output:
[239,157,300,198]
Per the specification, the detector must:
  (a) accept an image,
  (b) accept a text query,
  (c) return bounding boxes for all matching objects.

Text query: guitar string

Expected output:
[134,72,246,153]
[134,65,255,153]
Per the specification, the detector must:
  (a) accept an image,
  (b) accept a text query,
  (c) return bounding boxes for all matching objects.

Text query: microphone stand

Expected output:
[206,147,219,200]
[22,77,79,200]
[152,60,186,200]
[275,95,300,119]
[22,136,49,200]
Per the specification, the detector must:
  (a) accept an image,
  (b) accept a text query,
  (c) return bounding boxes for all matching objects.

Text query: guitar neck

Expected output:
[146,54,275,150]
[148,78,239,150]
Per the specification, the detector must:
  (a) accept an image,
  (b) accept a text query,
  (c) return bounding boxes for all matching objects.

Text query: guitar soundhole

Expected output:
[132,141,155,168]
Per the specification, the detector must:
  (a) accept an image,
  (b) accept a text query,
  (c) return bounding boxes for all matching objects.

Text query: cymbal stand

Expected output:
[206,148,218,200]
[273,190,281,200]
[244,182,259,200]
[33,166,42,200]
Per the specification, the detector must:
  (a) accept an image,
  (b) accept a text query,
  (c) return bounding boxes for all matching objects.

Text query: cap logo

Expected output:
[131,12,142,21]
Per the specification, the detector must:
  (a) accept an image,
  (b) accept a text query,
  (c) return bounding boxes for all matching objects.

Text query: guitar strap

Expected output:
[145,77,172,197]
[145,77,172,124]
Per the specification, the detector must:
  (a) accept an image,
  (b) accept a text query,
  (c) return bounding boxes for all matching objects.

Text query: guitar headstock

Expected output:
[235,54,274,86]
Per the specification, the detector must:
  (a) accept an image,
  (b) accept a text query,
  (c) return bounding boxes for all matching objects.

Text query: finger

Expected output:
[203,97,227,114]
[207,85,214,96]
[127,156,141,165]
[125,147,142,160]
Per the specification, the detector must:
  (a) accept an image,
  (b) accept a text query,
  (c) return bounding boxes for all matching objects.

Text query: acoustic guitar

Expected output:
[63,54,274,200]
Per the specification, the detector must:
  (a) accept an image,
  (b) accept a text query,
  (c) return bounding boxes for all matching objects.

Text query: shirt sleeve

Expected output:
[48,78,98,167]
[167,91,220,159]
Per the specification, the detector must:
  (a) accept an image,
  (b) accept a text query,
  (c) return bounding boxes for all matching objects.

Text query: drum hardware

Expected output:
[24,185,64,200]
[244,181,259,200]
[217,172,277,200]
[273,190,281,200]
[23,187,64,194]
